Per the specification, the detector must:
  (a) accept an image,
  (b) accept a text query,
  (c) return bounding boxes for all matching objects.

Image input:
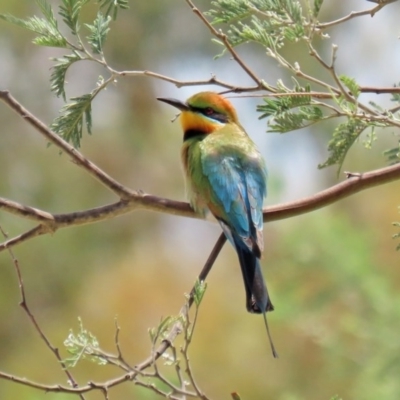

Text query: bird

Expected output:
[158,91,278,358]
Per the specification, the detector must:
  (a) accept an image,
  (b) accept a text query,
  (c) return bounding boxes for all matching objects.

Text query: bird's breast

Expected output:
[180,138,212,217]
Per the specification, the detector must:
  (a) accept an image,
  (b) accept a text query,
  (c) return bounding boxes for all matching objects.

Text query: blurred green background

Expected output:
[0,1,400,399]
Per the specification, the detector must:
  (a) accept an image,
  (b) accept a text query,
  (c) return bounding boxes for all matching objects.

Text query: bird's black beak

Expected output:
[157,97,190,111]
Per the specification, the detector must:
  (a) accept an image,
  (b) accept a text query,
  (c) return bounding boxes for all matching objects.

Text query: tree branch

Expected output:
[263,165,400,222]
[114,69,261,92]
[317,1,395,29]
[0,368,138,395]
[115,68,400,97]
[1,161,400,252]
[0,90,134,200]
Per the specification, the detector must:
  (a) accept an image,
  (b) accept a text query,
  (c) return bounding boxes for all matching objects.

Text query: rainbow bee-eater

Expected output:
[158,92,277,358]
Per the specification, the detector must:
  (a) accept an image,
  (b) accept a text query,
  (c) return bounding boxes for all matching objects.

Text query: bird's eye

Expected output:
[204,107,214,115]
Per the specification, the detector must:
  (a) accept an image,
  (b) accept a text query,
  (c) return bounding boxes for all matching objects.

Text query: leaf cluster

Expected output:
[51,93,93,147]
[63,318,107,368]
[339,75,360,99]
[85,12,111,54]
[208,0,400,173]
[207,0,306,49]
[383,142,400,165]
[99,0,129,21]
[257,83,324,133]
[50,53,82,100]
[318,119,368,170]
[0,0,128,148]
[59,0,90,35]
[0,0,66,47]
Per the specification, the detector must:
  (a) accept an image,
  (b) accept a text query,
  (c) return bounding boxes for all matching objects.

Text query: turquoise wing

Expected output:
[201,145,267,250]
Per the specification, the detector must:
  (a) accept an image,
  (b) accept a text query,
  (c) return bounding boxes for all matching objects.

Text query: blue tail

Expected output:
[233,235,278,358]
[233,235,274,313]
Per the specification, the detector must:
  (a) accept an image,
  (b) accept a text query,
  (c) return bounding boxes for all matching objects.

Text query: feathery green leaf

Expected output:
[63,318,106,368]
[99,0,129,20]
[319,119,368,170]
[258,91,312,119]
[383,141,400,165]
[58,0,90,35]
[339,75,360,99]
[207,0,305,49]
[85,12,111,54]
[362,127,377,150]
[50,53,82,100]
[148,316,178,343]
[313,0,324,17]
[257,85,323,132]
[0,13,67,48]
[268,105,323,132]
[51,93,93,147]
[36,0,58,27]
[193,280,207,307]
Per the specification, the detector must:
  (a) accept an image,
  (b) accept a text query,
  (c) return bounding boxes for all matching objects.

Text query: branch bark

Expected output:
[1,161,400,252]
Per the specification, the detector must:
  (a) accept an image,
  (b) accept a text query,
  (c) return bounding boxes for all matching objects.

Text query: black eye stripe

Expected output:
[190,106,228,123]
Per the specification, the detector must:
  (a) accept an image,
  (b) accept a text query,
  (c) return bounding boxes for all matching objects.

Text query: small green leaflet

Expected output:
[50,53,82,100]
[51,93,93,148]
[99,0,129,20]
[85,12,111,54]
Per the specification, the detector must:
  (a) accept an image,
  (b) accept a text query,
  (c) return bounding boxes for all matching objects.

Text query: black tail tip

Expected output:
[247,297,274,313]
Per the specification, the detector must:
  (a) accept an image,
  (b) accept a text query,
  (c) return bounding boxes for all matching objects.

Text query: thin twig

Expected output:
[113,69,261,93]
[185,0,270,91]
[315,43,400,128]
[229,87,400,99]
[112,69,400,97]
[181,297,208,399]
[0,368,144,395]
[0,224,86,400]
[317,1,393,29]
[112,318,134,371]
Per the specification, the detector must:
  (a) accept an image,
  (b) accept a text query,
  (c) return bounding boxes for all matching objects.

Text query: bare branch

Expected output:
[0,225,49,252]
[0,195,194,227]
[0,90,133,200]
[114,69,261,92]
[317,1,395,29]
[0,196,195,252]
[1,160,400,252]
[115,68,400,98]
[263,164,400,222]
[360,86,400,95]
[0,368,136,395]
[306,42,400,128]
[230,86,400,99]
